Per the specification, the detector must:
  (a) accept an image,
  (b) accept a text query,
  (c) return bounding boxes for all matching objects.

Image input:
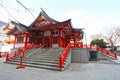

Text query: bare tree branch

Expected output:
[0,2,18,21]
[16,0,34,17]
[103,25,120,51]
[0,0,35,23]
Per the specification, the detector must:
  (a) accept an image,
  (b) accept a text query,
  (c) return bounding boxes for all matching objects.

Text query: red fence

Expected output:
[71,42,83,48]
[0,52,8,57]
[87,44,117,59]
[71,42,117,59]
[59,43,71,70]
[6,44,41,62]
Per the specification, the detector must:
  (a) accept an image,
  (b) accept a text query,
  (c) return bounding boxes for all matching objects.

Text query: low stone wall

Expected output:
[71,48,90,63]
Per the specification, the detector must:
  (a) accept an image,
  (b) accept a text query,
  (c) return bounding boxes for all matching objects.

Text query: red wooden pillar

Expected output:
[42,32,45,47]
[24,34,28,48]
[74,37,76,47]
[6,53,9,62]
[50,30,52,48]
[42,32,44,46]
[58,29,62,47]
[58,29,61,47]
[16,48,25,69]
[13,35,16,48]
[0,52,1,57]
[114,52,117,59]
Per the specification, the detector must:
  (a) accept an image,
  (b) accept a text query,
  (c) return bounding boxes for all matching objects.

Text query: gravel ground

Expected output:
[0,57,120,80]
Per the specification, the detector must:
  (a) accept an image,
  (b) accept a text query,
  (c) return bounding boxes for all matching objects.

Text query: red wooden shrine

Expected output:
[3,9,84,48]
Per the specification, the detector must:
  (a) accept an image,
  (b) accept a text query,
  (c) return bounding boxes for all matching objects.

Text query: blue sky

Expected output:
[0,0,120,42]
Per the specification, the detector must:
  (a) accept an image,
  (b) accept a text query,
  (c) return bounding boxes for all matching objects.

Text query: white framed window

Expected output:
[52,30,58,36]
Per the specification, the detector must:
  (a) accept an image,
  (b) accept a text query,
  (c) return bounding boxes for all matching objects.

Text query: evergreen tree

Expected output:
[90,39,107,48]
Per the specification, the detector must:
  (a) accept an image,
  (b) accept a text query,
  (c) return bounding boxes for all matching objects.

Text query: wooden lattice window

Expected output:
[17,37,23,43]
[52,37,58,43]
[29,38,36,43]
[37,38,42,44]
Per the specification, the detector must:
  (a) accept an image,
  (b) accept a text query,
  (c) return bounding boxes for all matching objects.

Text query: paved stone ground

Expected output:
[0,57,120,80]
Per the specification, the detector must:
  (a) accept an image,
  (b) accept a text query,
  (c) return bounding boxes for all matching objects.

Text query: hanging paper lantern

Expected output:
[4,35,15,44]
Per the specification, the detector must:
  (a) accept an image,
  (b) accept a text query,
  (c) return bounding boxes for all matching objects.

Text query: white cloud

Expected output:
[65,10,94,43]
[65,10,83,21]
[65,10,111,43]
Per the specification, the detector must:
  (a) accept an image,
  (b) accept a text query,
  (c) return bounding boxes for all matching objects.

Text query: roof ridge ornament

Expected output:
[40,8,49,17]
[41,8,45,13]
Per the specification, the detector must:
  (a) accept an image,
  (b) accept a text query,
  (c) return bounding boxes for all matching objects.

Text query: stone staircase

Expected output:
[6,48,71,70]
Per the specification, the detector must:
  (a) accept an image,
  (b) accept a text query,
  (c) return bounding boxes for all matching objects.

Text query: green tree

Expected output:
[90,39,107,48]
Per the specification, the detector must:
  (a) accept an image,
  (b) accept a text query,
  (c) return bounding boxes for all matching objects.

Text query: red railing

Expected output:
[26,44,46,58]
[0,52,8,57]
[71,42,83,48]
[6,48,21,62]
[6,44,41,62]
[70,42,117,59]
[59,43,71,70]
[87,44,117,59]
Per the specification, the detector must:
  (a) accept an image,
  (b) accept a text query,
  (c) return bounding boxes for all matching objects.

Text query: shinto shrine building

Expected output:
[4,9,84,49]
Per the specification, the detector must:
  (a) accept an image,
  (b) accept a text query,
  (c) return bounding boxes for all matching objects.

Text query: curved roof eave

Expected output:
[10,21,28,32]
[30,19,71,30]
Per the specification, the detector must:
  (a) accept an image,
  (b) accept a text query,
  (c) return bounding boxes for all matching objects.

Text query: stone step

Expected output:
[29,55,60,58]
[31,52,62,54]
[7,47,66,70]
[30,52,62,55]
[25,59,59,64]
[7,59,65,70]
[9,58,59,64]
[27,56,59,60]
[24,61,59,66]
[10,56,60,62]
[10,58,59,62]
[26,57,59,61]
[23,48,37,56]
[28,53,62,57]
[9,57,60,62]
[8,60,59,67]
[31,53,61,55]
[12,54,61,59]
[13,54,60,59]
[7,61,19,65]
[25,63,60,70]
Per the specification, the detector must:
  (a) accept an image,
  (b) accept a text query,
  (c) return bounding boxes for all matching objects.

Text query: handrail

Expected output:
[26,44,46,58]
[59,43,71,70]
[87,44,117,59]
[6,44,40,62]
[6,48,22,62]
[71,42,83,48]
[0,52,8,57]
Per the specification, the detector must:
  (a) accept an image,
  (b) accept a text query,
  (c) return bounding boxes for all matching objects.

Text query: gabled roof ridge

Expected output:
[29,8,59,27]
[40,8,59,22]
[40,8,49,17]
